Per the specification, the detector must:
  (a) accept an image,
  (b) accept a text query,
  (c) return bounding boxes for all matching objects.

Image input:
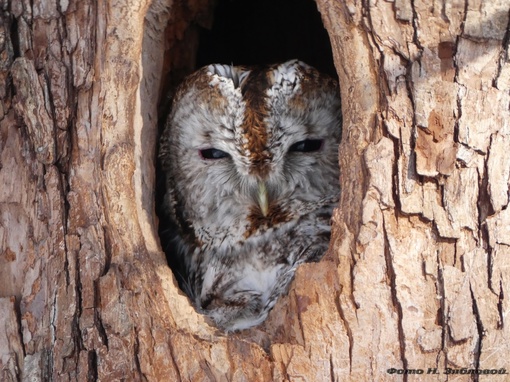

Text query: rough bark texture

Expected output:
[0,0,509,381]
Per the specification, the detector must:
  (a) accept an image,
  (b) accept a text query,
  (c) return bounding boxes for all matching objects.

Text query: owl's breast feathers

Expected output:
[244,202,291,239]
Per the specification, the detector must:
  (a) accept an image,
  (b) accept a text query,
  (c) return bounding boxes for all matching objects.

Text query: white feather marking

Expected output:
[207,64,250,88]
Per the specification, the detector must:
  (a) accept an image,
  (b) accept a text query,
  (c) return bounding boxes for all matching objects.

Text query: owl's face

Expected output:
[162,60,341,249]
[160,60,341,330]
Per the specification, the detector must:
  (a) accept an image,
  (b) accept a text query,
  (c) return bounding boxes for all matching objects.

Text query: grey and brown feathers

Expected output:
[159,59,341,331]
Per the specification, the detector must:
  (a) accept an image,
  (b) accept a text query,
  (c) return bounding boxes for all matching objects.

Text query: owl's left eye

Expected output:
[200,148,231,160]
[288,139,324,153]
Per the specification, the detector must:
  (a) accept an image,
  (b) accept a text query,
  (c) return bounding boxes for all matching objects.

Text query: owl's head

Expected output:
[160,59,341,253]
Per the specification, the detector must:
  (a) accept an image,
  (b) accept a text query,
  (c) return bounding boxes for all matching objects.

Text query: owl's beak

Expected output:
[257,181,269,217]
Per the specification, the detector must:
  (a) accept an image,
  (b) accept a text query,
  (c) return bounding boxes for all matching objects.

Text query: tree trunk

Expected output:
[1,0,509,381]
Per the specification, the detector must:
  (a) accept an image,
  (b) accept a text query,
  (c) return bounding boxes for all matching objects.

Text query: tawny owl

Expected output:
[159,59,341,331]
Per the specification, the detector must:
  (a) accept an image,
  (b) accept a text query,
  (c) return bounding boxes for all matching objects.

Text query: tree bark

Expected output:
[0,0,509,381]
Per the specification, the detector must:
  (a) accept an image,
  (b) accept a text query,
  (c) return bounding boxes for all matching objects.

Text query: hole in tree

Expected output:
[195,0,336,76]
[156,0,338,326]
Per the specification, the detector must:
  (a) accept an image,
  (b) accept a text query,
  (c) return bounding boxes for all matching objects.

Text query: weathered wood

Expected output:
[0,297,24,381]
[315,0,510,380]
[0,0,509,381]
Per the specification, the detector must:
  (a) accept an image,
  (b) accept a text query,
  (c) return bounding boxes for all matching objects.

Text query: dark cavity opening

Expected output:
[196,0,336,76]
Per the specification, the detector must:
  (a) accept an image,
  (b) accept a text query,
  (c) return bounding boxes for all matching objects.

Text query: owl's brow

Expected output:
[239,68,273,178]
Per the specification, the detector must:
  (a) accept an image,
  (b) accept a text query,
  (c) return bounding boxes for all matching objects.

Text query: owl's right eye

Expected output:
[288,139,324,153]
[200,148,231,160]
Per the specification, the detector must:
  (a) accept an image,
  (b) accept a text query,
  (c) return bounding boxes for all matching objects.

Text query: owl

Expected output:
[159,59,341,331]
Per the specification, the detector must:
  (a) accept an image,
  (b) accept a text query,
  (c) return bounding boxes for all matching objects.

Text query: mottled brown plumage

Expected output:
[159,60,341,331]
